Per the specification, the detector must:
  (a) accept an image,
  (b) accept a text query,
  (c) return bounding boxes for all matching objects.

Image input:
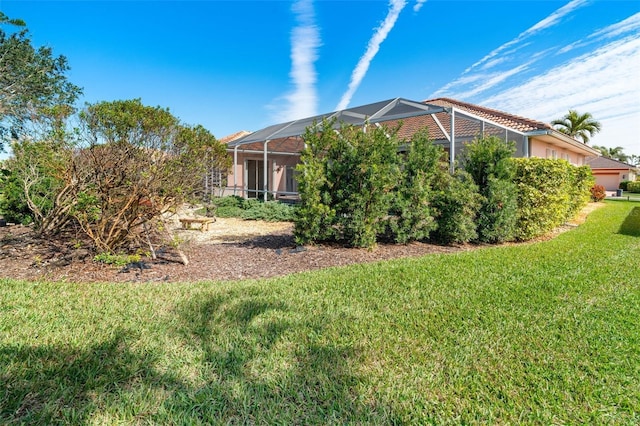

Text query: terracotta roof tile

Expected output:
[424,98,552,133]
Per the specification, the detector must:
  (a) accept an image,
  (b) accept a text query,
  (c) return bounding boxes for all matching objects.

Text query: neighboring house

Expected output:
[224,97,600,200]
[586,156,639,191]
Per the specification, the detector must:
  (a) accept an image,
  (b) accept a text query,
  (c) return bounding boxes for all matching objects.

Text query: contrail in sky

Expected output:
[283,0,321,120]
[464,0,589,73]
[335,0,407,111]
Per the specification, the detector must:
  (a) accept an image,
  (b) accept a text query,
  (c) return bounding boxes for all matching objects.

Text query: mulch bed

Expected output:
[0,224,466,283]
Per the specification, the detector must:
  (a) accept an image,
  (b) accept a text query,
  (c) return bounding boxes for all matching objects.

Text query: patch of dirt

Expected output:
[0,204,603,283]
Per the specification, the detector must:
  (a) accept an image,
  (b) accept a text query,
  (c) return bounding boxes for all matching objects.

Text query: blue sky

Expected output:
[2,0,639,155]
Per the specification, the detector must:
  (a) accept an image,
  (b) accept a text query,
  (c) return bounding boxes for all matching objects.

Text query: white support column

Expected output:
[263,140,269,201]
[450,109,455,174]
[272,158,277,199]
[233,146,238,196]
[524,136,529,157]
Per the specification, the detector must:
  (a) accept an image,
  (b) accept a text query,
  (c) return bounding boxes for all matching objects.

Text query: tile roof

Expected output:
[374,98,554,142]
[425,98,553,133]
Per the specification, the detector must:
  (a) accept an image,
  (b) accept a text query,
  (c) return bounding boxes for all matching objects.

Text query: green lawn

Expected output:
[1,201,639,424]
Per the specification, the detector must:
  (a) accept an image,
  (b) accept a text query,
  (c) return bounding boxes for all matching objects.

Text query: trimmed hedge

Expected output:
[513,158,593,240]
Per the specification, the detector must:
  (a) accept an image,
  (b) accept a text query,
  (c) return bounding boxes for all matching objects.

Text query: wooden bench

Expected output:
[179,217,216,231]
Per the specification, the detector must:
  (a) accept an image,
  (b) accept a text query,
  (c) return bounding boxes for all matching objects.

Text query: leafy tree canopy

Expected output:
[0,13,82,150]
[551,110,601,144]
[592,145,630,163]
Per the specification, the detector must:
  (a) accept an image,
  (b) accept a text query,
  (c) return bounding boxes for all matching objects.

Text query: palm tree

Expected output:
[551,110,602,143]
[592,145,629,163]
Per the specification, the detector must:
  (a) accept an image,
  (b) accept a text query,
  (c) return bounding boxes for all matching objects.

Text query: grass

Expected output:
[1,201,639,424]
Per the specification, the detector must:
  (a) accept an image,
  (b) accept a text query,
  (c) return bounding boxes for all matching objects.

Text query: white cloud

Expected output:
[413,0,427,13]
[591,12,640,40]
[335,0,407,110]
[464,0,589,74]
[274,0,321,122]
[450,63,531,100]
[480,35,640,154]
[557,12,640,55]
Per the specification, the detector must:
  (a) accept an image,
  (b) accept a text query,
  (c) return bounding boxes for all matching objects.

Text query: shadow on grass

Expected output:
[1,294,399,423]
[167,292,396,423]
[618,206,640,236]
[0,330,181,424]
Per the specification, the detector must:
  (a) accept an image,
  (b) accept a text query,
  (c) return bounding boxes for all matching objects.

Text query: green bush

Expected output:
[213,195,244,209]
[295,120,401,248]
[513,158,592,240]
[384,130,441,244]
[210,196,296,222]
[619,181,631,191]
[215,206,244,218]
[241,201,296,222]
[461,136,518,243]
[475,177,518,243]
[293,121,336,245]
[628,181,640,193]
[0,168,33,224]
[431,169,482,244]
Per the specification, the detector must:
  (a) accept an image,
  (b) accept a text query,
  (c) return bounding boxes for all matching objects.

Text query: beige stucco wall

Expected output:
[529,139,586,165]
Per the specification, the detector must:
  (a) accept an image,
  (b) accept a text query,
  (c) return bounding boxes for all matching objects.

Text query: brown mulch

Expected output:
[0,204,603,284]
[0,220,464,283]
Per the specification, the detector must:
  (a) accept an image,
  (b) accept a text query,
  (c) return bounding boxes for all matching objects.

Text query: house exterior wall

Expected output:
[591,169,635,191]
[224,151,299,199]
[529,139,587,165]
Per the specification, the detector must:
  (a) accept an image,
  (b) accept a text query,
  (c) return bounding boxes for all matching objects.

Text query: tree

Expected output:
[461,136,518,243]
[74,99,228,258]
[4,136,79,233]
[592,145,630,163]
[0,13,81,150]
[551,110,601,144]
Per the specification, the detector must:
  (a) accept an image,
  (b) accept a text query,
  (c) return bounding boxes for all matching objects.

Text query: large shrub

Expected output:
[461,136,518,243]
[513,158,593,240]
[295,120,401,248]
[430,169,482,244]
[384,129,441,244]
[293,120,338,245]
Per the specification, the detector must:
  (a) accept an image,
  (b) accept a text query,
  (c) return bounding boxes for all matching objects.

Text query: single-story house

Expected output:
[222,97,600,200]
[586,156,639,191]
